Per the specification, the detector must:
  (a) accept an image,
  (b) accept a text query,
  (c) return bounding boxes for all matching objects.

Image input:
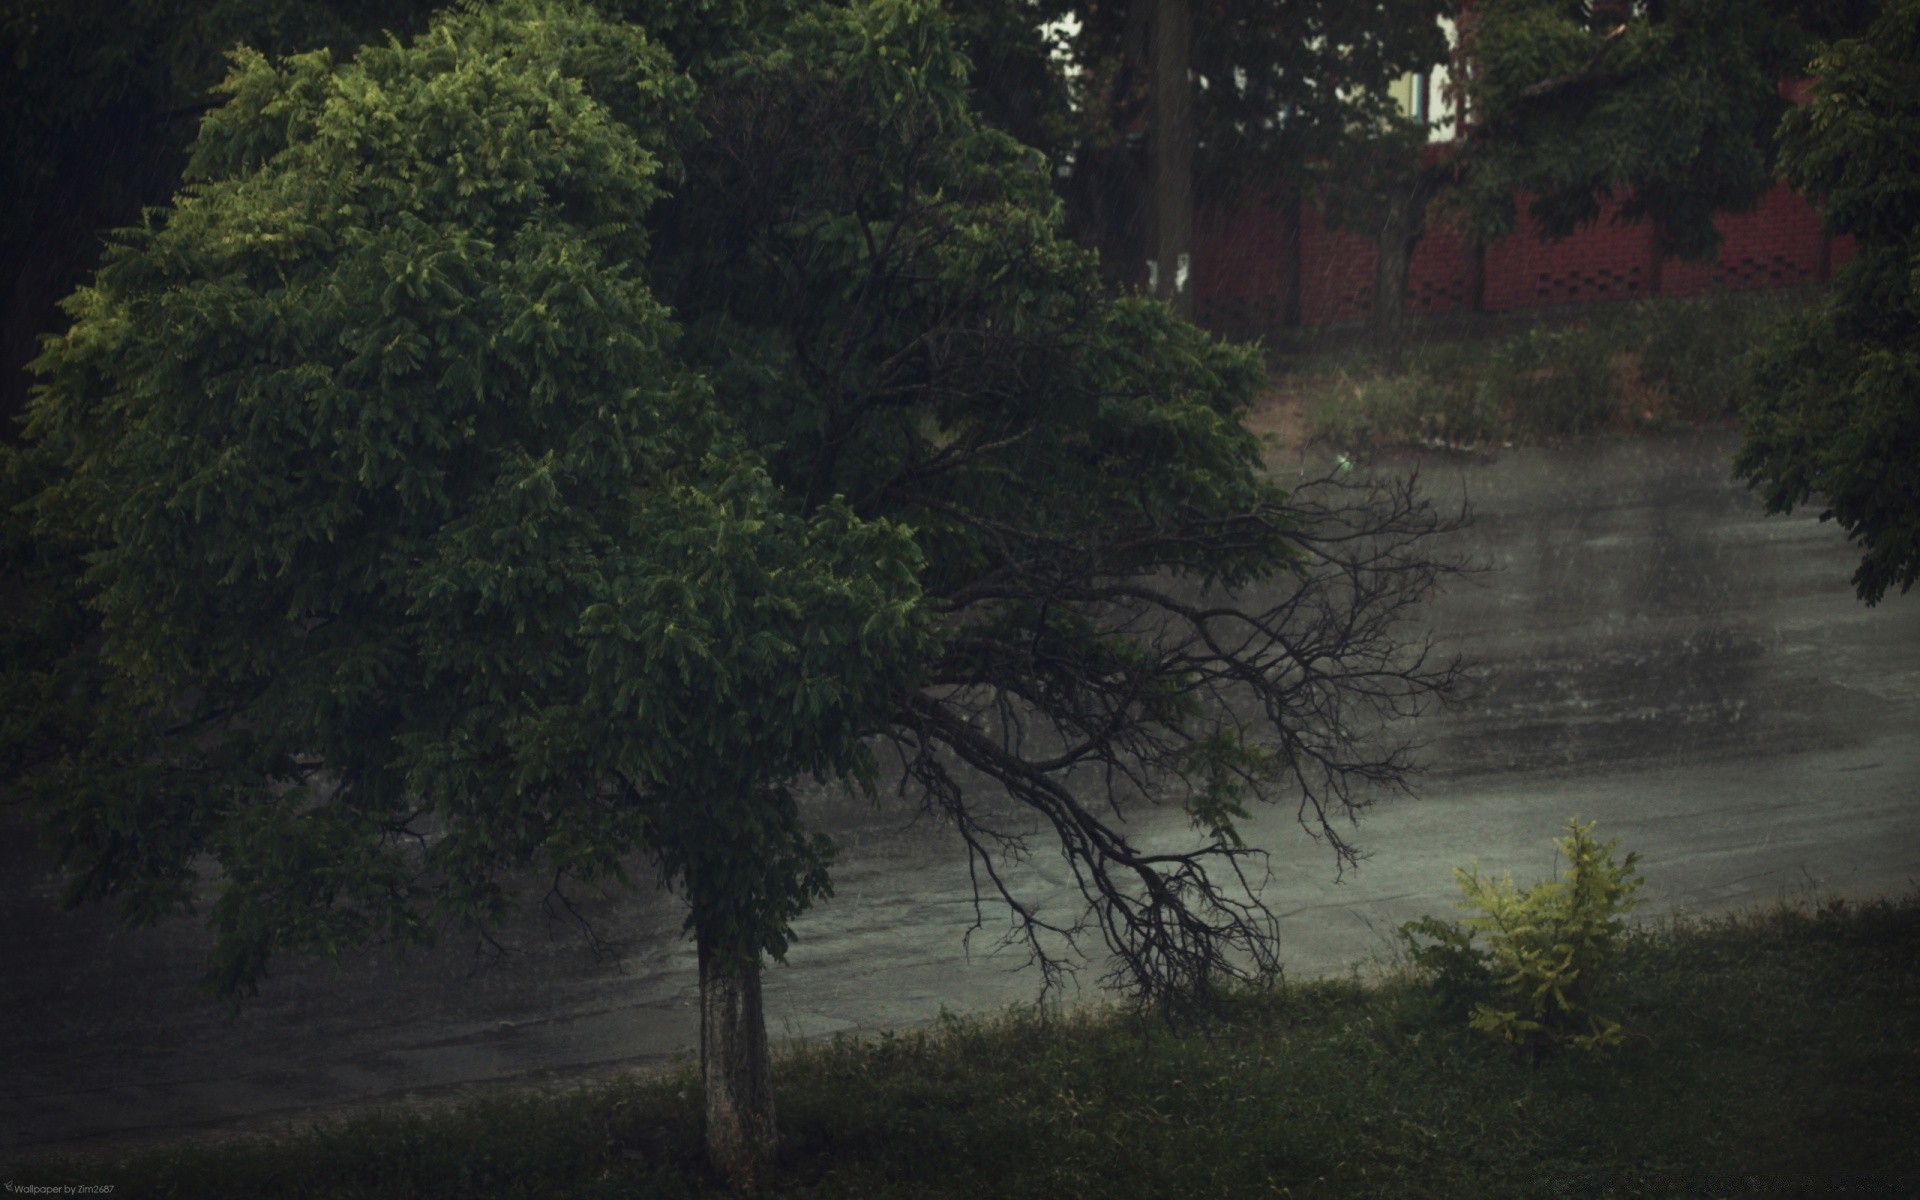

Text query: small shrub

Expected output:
[1630,290,1807,419]
[1307,364,1504,449]
[1403,818,1645,1057]
[1306,372,1424,446]
[1288,291,1823,450]
[1482,325,1614,436]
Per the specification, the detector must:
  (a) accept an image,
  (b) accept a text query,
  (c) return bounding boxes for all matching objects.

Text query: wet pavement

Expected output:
[4,427,1917,1156]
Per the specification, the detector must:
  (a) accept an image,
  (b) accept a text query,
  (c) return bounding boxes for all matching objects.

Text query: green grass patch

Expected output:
[1302,289,1822,451]
[8,891,1918,1198]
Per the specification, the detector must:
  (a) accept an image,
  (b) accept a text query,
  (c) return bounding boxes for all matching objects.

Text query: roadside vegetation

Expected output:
[10,888,1916,1199]
[1292,288,1820,453]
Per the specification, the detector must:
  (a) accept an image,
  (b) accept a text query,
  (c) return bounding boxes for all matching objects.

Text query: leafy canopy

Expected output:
[1735,0,1920,605]
[12,0,931,992]
[1452,0,1822,259]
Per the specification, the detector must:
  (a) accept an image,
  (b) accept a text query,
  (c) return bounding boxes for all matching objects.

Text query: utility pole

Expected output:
[1147,0,1194,318]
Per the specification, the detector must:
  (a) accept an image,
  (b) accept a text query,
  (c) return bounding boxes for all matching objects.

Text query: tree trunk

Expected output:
[1371,174,1432,370]
[1148,0,1194,317]
[698,926,776,1190]
[1466,233,1487,313]
[1279,192,1303,328]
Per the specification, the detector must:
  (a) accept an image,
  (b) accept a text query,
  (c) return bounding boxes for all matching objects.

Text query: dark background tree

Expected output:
[1452,0,1818,258]
[1735,0,1920,604]
[949,0,1451,316]
[1304,0,1886,359]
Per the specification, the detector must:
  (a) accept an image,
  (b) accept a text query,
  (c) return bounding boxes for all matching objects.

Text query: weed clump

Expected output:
[1301,288,1822,450]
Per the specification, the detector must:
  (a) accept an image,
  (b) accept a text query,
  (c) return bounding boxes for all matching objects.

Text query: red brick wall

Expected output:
[1192,192,1289,330]
[1296,203,1375,326]
[1192,180,1841,334]
[1479,196,1659,311]
[1405,218,1475,315]
[1659,184,1825,297]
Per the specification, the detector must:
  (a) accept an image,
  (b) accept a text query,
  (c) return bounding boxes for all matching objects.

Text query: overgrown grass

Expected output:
[9,890,1917,1197]
[1302,289,1820,451]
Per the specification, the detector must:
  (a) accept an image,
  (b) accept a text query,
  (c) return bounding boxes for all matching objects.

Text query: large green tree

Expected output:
[647,0,1457,1010]
[1735,0,1920,604]
[9,3,930,1184]
[7,0,1461,1183]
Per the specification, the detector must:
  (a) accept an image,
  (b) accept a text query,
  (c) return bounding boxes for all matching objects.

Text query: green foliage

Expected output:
[1304,289,1815,450]
[1404,819,1645,1057]
[0,0,447,426]
[1482,324,1613,436]
[1627,289,1811,421]
[1457,0,1821,260]
[1307,364,1511,450]
[1305,322,1608,448]
[1396,910,1496,1023]
[1735,0,1920,605]
[9,0,933,993]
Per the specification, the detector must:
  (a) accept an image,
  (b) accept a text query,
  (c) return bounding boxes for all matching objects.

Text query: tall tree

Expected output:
[952,0,1452,302]
[6,0,1462,1183]
[7,3,929,1185]
[1148,0,1195,314]
[1735,0,1920,604]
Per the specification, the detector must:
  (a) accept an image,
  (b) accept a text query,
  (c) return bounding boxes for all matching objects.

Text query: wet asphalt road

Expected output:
[3,427,1917,1155]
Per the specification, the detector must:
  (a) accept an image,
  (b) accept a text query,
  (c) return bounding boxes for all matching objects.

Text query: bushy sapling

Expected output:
[1403,819,1644,1057]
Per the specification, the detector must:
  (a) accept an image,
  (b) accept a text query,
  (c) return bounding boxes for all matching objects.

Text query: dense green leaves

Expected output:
[10,0,930,994]
[1455,0,1812,259]
[1736,0,1920,604]
[1403,820,1646,1058]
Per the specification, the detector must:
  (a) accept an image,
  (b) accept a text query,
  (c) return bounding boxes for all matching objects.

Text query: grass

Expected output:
[1298,289,1822,452]
[7,890,1918,1198]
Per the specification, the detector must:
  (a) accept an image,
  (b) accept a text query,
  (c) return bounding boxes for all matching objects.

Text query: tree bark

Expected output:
[1279,192,1303,328]
[1371,173,1432,370]
[698,926,776,1190]
[1148,0,1194,317]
